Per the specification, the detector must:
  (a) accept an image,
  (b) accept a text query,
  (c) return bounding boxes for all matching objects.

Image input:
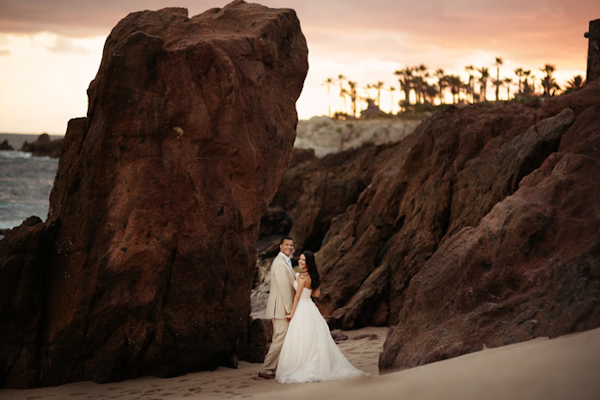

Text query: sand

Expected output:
[1,326,599,400]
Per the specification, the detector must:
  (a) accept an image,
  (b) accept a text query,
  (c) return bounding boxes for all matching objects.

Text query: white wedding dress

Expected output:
[275,280,367,384]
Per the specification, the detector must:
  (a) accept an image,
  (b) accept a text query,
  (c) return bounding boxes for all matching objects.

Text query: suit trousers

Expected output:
[260,318,290,375]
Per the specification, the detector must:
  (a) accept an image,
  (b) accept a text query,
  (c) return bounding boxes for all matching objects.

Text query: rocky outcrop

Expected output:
[254,82,600,372]
[273,145,394,252]
[0,217,54,387]
[0,0,307,388]
[378,100,600,371]
[295,116,420,157]
[237,318,273,363]
[20,133,63,158]
[0,140,13,150]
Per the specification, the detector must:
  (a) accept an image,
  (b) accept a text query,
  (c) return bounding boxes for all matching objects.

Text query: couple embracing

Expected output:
[258,236,367,384]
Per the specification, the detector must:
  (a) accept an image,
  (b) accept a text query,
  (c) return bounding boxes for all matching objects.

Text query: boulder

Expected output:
[0,0,307,388]
[269,144,393,253]
[237,318,272,363]
[0,140,13,150]
[20,133,63,158]
[314,102,544,324]
[379,102,600,371]
[313,84,600,329]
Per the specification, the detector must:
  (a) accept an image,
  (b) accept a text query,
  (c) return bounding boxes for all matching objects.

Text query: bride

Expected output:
[275,251,367,384]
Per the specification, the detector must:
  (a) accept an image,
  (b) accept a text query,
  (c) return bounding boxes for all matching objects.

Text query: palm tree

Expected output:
[478,67,489,101]
[540,64,557,96]
[414,64,429,104]
[323,77,334,116]
[494,57,503,101]
[541,75,560,96]
[413,75,425,104]
[492,78,503,102]
[564,75,584,93]
[523,70,532,95]
[514,67,524,94]
[394,67,414,110]
[425,84,438,105]
[504,77,513,100]
[364,83,373,102]
[372,81,385,106]
[338,74,347,114]
[347,81,358,117]
[389,86,397,114]
[446,75,463,104]
[393,70,403,105]
[435,69,447,104]
[465,65,475,102]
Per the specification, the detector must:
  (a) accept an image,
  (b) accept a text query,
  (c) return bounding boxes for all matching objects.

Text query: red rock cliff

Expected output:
[0,0,307,388]
[260,82,600,373]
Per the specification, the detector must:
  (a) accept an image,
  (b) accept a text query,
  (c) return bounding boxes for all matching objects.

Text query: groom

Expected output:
[258,236,296,379]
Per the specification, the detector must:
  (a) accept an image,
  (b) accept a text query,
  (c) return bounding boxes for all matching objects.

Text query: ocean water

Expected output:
[0,134,60,230]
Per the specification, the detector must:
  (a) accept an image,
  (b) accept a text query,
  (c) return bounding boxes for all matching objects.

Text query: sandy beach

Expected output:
[2,326,599,400]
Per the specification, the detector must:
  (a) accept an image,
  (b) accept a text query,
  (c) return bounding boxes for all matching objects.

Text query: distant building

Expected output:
[360,99,384,119]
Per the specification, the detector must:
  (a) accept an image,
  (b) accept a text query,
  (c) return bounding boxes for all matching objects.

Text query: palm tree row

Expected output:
[323,59,586,118]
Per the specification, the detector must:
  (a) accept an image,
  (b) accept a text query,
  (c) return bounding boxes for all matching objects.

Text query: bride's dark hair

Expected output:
[303,251,320,290]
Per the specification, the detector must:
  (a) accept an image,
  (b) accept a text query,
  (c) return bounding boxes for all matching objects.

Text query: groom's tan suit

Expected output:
[260,252,296,375]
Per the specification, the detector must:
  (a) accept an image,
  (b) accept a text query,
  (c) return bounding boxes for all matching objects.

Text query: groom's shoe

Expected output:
[258,372,276,380]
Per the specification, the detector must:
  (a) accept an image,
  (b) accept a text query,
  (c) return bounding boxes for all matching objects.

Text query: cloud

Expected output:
[1,0,137,36]
[0,0,596,128]
[0,0,216,37]
[1,0,598,61]
[47,36,90,55]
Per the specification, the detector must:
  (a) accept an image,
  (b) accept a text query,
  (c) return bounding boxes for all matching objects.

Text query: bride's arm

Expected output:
[286,275,306,320]
[311,287,321,298]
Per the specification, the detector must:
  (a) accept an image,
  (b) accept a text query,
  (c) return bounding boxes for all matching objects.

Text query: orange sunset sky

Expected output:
[0,0,598,134]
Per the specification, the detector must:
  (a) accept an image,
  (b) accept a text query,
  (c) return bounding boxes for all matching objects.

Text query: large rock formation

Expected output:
[20,133,63,158]
[255,82,600,371]
[0,0,307,388]
[0,140,13,150]
[378,102,600,371]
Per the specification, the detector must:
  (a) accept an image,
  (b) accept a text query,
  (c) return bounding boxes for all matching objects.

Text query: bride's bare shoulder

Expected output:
[297,272,311,286]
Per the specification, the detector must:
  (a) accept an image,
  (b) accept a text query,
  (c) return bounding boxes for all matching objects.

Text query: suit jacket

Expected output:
[265,253,296,319]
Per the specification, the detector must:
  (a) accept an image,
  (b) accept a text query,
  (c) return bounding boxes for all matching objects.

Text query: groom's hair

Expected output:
[280,236,293,245]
